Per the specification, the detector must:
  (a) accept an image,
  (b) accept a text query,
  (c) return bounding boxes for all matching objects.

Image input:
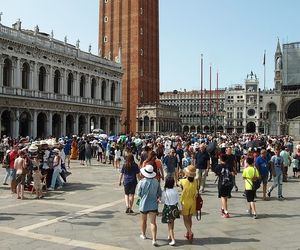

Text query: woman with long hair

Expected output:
[119,153,140,213]
[142,150,164,183]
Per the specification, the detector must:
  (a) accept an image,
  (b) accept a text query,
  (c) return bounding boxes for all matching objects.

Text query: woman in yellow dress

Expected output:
[70,137,78,160]
[179,165,198,242]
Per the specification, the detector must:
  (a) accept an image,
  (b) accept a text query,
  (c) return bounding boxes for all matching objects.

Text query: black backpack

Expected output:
[221,168,232,187]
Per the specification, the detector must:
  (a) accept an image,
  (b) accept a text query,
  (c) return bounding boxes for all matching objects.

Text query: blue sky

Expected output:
[1,0,299,91]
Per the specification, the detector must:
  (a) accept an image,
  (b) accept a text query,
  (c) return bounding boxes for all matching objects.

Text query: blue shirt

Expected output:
[138,178,162,212]
[64,142,71,155]
[270,155,284,175]
[195,150,210,169]
[255,156,268,177]
[121,163,140,186]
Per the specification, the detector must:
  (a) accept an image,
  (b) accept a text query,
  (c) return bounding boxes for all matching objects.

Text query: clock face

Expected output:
[247,109,255,116]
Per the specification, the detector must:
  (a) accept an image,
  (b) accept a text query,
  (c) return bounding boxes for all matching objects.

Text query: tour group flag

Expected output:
[263,51,266,66]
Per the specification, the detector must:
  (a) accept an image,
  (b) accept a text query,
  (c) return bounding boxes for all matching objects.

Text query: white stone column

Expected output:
[14,109,20,138]
[48,66,53,93]
[61,69,67,95]
[86,75,91,99]
[32,110,37,139]
[116,117,120,135]
[62,113,66,136]
[99,78,103,100]
[73,72,79,97]
[107,80,112,102]
[31,63,37,90]
[107,117,111,134]
[74,114,79,135]
[14,58,21,88]
[48,111,53,136]
[87,114,91,133]
[95,78,99,100]
[0,61,3,87]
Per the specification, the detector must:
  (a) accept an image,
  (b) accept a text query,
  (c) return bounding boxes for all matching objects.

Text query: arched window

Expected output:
[38,66,46,91]
[54,70,60,94]
[91,78,96,99]
[67,73,73,95]
[3,58,12,87]
[22,62,30,89]
[111,81,115,102]
[80,75,85,97]
[101,80,106,100]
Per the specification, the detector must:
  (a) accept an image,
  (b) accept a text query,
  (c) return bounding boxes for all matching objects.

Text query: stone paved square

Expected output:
[1,159,300,250]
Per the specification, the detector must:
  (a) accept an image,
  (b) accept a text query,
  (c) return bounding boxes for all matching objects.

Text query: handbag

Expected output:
[170,204,180,218]
[195,180,203,221]
[2,163,9,168]
[246,167,261,190]
[136,197,141,206]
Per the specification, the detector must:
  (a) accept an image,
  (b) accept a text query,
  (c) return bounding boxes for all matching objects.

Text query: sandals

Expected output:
[185,232,194,242]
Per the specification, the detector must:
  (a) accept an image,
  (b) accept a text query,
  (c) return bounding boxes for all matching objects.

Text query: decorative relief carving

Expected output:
[0,97,121,116]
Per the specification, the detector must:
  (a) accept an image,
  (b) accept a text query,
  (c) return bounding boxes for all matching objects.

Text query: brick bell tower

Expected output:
[98,0,160,134]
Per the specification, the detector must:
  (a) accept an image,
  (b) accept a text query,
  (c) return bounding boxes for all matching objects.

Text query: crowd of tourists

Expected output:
[115,133,299,246]
[1,132,300,247]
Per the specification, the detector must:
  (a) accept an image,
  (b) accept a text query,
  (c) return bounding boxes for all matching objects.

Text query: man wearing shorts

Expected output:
[255,149,269,200]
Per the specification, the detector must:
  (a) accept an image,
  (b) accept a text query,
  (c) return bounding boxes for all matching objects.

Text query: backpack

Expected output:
[3,153,10,167]
[47,151,54,169]
[221,168,232,187]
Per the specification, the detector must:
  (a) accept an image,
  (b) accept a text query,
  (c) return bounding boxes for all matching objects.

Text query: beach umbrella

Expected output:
[134,138,142,146]
[119,135,127,142]
[99,134,108,140]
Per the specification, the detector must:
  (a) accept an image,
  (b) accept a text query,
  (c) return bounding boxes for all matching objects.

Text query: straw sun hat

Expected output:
[184,165,197,178]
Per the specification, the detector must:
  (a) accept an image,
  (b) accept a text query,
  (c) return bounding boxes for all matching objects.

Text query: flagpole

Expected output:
[263,50,266,90]
[209,64,212,133]
[200,54,203,133]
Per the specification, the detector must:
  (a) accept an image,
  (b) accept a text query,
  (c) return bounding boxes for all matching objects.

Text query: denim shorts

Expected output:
[261,174,269,185]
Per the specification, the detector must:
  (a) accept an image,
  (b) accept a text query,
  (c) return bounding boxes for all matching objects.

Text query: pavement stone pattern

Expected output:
[0,159,300,250]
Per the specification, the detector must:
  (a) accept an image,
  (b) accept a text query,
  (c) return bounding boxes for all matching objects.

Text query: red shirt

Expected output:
[9,150,18,169]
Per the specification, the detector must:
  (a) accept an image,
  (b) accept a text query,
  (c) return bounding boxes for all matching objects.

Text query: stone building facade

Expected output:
[159,90,225,134]
[0,20,122,138]
[224,70,300,138]
[136,104,181,135]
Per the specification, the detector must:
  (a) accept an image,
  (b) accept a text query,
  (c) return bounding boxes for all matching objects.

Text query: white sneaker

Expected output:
[139,234,146,240]
[152,240,158,246]
[169,240,176,246]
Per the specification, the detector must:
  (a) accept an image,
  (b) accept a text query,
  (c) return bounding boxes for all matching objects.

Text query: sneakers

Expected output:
[221,208,225,215]
[253,214,258,219]
[246,208,252,215]
[278,196,285,200]
[169,240,176,246]
[139,234,146,240]
[222,213,230,218]
[152,240,158,246]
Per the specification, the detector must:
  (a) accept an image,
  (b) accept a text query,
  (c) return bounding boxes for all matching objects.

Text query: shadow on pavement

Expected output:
[61,182,99,191]
[157,237,260,247]
[257,213,300,219]
[0,216,15,221]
